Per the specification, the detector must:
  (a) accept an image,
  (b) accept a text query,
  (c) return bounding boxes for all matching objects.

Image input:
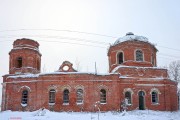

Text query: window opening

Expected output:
[21,90,28,104]
[49,89,55,103]
[100,89,106,103]
[136,50,143,61]
[152,91,158,104]
[118,52,124,64]
[76,89,83,104]
[17,57,22,68]
[125,91,131,104]
[63,89,69,104]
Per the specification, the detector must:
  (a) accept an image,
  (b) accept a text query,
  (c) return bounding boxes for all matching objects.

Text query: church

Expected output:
[1,32,178,111]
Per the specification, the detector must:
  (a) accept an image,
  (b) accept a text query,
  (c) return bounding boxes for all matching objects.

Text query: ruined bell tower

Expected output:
[9,38,41,74]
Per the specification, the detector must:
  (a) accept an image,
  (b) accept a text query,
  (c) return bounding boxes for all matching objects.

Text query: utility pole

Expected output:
[95,62,97,75]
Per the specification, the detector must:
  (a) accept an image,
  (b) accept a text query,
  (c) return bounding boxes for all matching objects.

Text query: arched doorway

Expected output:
[138,91,145,110]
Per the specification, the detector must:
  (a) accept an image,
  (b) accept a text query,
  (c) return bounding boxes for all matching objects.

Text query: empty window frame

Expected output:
[125,91,132,104]
[63,89,69,104]
[76,89,83,104]
[117,52,124,64]
[151,54,155,66]
[136,50,143,61]
[151,91,158,104]
[49,89,56,103]
[100,89,106,103]
[21,90,28,104]
[17,57,22,68]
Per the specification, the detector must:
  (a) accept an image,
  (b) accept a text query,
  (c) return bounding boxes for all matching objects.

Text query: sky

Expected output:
[0,0,180,105]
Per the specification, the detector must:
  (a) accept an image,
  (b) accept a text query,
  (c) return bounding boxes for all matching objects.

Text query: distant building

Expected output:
[1,33,178,111]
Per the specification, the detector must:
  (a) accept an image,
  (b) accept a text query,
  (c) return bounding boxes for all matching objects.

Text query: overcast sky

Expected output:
[0,0,180,104]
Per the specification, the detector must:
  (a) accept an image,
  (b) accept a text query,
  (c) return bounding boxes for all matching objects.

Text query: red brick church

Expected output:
[1,32,178,111]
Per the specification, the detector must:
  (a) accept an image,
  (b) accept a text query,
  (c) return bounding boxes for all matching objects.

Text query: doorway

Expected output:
[138,91,145,110]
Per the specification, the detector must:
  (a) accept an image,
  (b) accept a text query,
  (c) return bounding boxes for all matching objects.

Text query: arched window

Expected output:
[125,91,132,104]
[136,50,143,61]
[138,91,145,96]
[49,89,55,103]
[100,89,106,103]
[76,89,83,104]
[21,90,28,104]
[17,57,22,68]
[117,52,124,64]
[151,91,158,104]
[63,89,69,104]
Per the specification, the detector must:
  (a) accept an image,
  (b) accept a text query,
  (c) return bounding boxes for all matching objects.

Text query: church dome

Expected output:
[114,32,149,45]
[108,32,158,72]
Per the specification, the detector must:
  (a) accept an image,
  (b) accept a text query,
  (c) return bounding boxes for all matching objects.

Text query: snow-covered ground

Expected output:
[0,109,180,120]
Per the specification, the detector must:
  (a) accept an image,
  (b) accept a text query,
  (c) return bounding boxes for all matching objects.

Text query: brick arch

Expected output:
[97,85,109,92]
[61,85,71,92]
[47,85,58,92]
[75,85,84,90]
[18,85,31,92]
[123,88,134,94]
[75,85,85,94]
[137,90,146,96]
[150,88,161,94]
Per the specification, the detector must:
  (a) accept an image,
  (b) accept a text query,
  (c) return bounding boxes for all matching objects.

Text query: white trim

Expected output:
[75,85,84,90]
[63,103,69,105]
[134,49,144,62]
[116,50,124,64]
[150,88,161,94]
[123,89,133,105]
[123,88,134,94]
[150,88,160,105]
[76,88,84,104]
[48,103,55,106]
[4,79,113,84]
[21,103,27,107]
[151,91,159,105]
[100,103,107,105]
[136,84,165,87]
[76,102,83,105]
[18,85,31,92]
[48,85,58,92]
[61,85,71,92]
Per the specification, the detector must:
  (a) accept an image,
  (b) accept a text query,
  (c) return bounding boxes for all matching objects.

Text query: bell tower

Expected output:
[9,38,41,74]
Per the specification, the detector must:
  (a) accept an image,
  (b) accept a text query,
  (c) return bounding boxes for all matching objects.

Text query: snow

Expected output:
[7,74,39,79]
[40,71,113,76]
[0,109,180,120]
[113,33,156,46]
[119,75,165,80]
[13,46,39,52]
[6,72,117,79]
[111,65,167,73]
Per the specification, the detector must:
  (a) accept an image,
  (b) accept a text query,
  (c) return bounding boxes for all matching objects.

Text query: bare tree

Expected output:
[168,60,180,82]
